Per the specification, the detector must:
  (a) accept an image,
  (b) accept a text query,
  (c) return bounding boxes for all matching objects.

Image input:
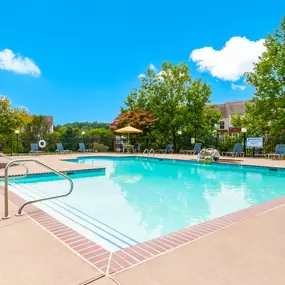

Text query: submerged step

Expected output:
[9,182,138,251]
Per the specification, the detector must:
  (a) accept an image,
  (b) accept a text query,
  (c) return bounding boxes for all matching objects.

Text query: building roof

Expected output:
[215,101,254,117]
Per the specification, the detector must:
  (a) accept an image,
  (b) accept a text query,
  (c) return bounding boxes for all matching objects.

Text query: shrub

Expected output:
[92,142,108,152]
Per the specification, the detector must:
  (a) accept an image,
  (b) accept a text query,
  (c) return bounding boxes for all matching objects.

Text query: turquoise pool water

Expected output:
[5,157,285,251]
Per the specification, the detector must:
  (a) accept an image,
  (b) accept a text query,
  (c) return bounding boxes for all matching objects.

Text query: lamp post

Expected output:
[177,130,182,152]
[15,130,20,154]
[241,128,247,157]
[81,131,85,143]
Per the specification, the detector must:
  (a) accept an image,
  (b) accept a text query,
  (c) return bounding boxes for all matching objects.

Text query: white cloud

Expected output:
[138,63,157,78]
[231,83,247,91]
[0,49,41,77]
[190,37,266,81]
[149,63,156,71]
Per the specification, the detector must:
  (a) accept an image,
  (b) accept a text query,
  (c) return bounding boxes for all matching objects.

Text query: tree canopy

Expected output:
[118,61,221,149]
[111,108,157,134]
[55,121,110,131]
[235,16,285,135]
[23,115,51,140]
[0,96,29,136]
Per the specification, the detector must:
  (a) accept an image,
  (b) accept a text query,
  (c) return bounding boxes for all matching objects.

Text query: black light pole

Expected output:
[15,130,20,154]
[178,129,182,152]
[242,128,247,157]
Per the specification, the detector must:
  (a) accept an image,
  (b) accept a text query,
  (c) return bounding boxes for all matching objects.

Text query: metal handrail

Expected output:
[149,149,155,157]
[142,149,149,156]
[0,153,29,179]
[2,158,74,219]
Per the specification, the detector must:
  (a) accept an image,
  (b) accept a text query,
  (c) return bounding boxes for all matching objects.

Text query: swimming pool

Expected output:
[5,156,285,251]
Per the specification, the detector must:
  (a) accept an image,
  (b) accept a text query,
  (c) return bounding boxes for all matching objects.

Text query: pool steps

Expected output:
[9,182,138,251]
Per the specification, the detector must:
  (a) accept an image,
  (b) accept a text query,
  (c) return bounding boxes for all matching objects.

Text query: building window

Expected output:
[219,121,225,130]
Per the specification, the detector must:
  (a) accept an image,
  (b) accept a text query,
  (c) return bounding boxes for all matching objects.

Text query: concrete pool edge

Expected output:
[2,182,285,275]
[0,167,105,179]
[67,154,285,170]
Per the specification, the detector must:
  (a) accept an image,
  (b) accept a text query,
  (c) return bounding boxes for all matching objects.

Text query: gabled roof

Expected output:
[215,101,254,117]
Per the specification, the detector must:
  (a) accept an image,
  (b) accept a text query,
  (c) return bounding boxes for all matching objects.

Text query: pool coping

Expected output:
[0,167,105,179]
[2,155,285,275]
[3,185,285,275]
[69,154,285,170]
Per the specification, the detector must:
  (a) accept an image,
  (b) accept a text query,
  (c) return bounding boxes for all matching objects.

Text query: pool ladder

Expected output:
[142,149,155,157]
[1,154,74,219]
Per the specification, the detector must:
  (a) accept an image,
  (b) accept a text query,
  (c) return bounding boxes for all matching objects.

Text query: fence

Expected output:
[1,134,285,157]
[136,134,285,157]
[0,136,115,154]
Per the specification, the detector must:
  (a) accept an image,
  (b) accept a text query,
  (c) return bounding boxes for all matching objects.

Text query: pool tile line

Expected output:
[136,155,285,170]
[2,185,285,276]
[110,197,285,275]
[70,153,285,171]
[0,167,105,178]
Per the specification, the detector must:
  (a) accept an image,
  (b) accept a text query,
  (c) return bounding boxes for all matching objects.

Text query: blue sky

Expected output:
[0,0,284,124]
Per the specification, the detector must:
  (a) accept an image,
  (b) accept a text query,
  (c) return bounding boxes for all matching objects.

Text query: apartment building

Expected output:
[44,116,54,133]
[215,101,253,135]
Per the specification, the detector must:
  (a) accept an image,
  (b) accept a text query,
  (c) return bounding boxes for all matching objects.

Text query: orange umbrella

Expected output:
[115,125,143,144]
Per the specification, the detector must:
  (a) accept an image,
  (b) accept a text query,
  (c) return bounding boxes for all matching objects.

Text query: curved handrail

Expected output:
[142,149,149,156]
[2,158,74,219]
[149,149,155,157]
[0,153,29,179]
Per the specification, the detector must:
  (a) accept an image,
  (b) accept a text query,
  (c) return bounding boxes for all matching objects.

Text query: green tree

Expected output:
[90,128,113,146]
[184,78,219,139]
[231,104,268,136]
[60,126,79,150]
[23,115,51,141]
[244,16,285,135]
[0,96,29,136]
[121,61,220,150]
[230,113,243,128]
[55,121,110,131]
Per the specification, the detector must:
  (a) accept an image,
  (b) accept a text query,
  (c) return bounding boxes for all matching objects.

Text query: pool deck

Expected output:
[0,153,105,177]
[1,152,285,284]
[0,195,104,285]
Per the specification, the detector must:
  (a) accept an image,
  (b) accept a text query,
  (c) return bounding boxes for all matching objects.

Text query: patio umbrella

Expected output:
[115,125,143,144]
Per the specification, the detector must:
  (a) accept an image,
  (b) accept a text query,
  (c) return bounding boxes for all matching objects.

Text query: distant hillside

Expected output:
[55,121,110,130]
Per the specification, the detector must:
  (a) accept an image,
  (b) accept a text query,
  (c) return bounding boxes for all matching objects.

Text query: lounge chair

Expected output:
[187,143,202,155]
[158,144,174,154]
[266,144,285,160]
[29,143,44,155]
[222,143,244,157]
[56,143,72,154]
[78,143,92,152]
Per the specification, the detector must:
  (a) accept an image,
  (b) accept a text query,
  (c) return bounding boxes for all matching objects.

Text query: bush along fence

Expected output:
[0,136,115,154]
[1,134,285,157]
